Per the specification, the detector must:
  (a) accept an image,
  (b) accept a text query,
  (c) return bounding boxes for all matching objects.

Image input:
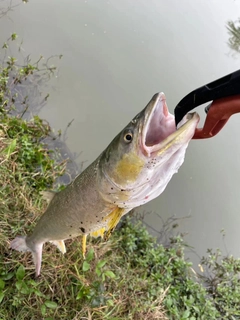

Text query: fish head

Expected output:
[98,92,199,207]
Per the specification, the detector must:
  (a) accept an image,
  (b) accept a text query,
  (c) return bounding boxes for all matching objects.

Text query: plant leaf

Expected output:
[104,270,116,279]
[96,260,107,269]
[82,261,90,272]
[44,301,58,309]
[2,138,17,159]
[86,248,94,262]
[16,265,25,280]
[0,292,4,303]
[0,279,5,290]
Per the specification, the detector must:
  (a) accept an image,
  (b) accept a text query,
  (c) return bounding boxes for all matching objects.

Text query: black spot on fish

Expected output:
[121,189,124,191]
[111,187,113,190]
[80,221,83,224]
[70,225,72,228]
[69,234,72,237]
[80,227,85,233]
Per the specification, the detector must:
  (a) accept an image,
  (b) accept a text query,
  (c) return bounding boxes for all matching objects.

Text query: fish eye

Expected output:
[124,131,133,143]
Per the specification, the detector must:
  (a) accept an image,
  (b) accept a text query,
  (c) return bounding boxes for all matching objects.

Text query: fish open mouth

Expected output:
[142,92,199,155]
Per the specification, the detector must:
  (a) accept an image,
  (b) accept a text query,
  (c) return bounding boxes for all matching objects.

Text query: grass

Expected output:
[1,30,240,320]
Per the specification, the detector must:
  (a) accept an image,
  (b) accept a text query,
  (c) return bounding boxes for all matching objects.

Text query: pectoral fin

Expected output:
[104,207,126,240]
[81,208,126,257]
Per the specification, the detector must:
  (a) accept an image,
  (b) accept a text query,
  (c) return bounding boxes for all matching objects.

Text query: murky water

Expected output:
[1,0,240,267]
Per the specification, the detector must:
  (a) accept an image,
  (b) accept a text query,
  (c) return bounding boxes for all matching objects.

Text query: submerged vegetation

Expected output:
[227,18,240,55]
[0,6,240,320]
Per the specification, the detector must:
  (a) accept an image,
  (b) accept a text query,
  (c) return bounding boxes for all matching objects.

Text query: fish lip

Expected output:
[142,93,200,156]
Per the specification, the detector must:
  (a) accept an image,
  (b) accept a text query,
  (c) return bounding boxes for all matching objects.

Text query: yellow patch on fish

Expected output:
[113,153,144,184]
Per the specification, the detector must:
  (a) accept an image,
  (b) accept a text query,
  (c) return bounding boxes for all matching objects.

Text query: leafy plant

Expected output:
[200,248,240,319]
[76,248,116,308]
[116,218,219,319]
[227,18,240,54]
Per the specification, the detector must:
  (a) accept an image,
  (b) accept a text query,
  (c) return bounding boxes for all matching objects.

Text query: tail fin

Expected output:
[10,236,30,252]
[10,236,43,278]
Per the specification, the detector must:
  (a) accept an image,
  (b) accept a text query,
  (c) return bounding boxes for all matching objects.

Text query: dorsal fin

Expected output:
[40,191,56,203]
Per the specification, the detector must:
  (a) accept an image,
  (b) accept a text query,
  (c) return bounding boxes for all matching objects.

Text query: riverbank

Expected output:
[0,39,240,320]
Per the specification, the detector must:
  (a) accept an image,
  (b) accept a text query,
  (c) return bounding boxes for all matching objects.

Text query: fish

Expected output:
[10,92,199,277]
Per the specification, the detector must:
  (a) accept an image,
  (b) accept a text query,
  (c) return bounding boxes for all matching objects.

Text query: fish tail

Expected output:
[10,236,30,252]
[10,236,43,278]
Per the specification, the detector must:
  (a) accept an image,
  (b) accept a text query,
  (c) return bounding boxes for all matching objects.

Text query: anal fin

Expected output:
[50,240,66,254]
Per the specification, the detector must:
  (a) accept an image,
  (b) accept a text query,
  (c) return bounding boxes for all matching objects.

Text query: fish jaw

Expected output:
[141,92,175,156]
[131,111,199,206]
[141,92,199,157]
